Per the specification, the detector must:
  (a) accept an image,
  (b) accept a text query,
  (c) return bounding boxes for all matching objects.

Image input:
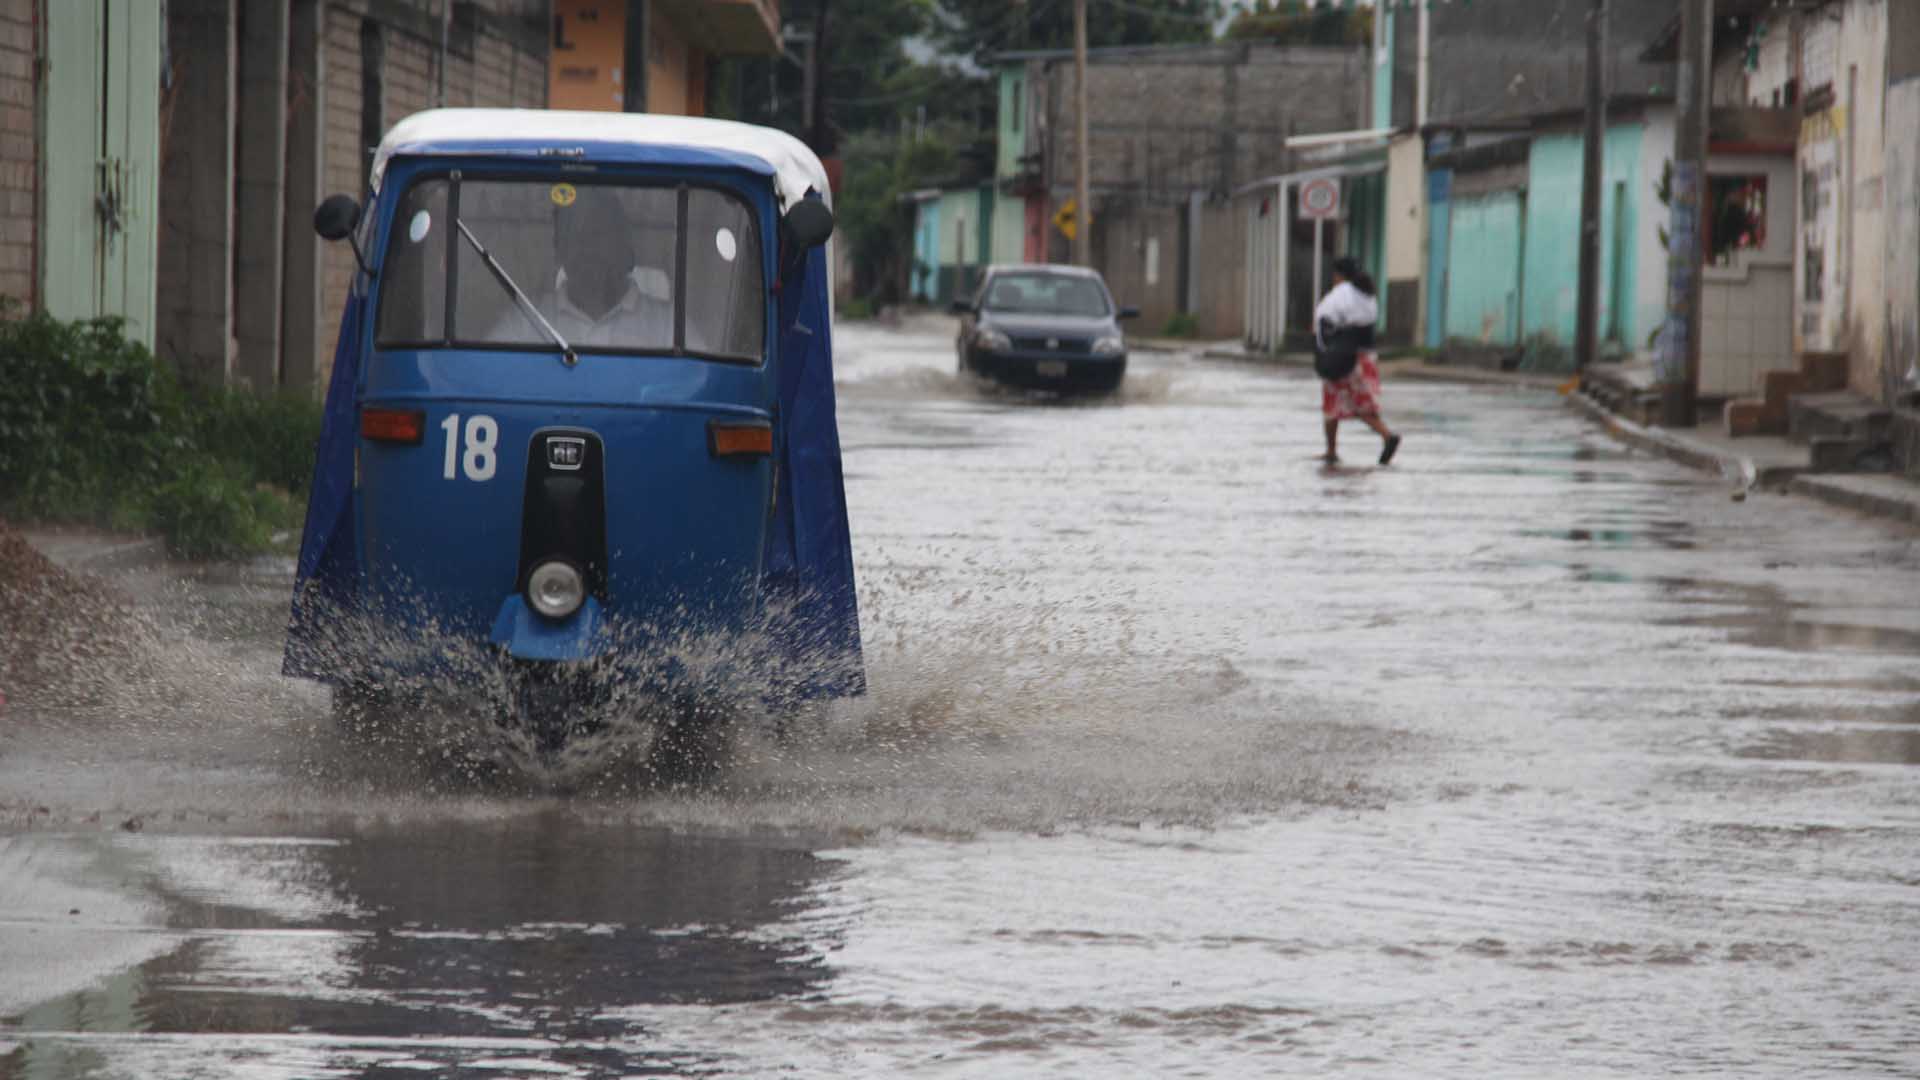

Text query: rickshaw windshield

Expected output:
[375,176,765,363]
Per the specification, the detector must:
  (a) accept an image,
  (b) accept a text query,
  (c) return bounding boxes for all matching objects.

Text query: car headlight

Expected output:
[1092,334,1125,356]
[976,327,1012,352]
[526,560,586,620]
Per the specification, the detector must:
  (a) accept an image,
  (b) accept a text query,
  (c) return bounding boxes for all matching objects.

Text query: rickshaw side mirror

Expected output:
[783,199,835,250]
[315,193,373,275]
[314,194,361,241]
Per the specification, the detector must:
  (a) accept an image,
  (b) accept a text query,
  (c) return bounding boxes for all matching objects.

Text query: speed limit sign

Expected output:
[1300,177,1341,221]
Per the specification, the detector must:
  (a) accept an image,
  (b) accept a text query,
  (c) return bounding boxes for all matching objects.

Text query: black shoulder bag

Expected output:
[1314,319,1375,382]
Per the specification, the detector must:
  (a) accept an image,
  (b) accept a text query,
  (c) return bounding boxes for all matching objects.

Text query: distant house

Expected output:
[1417,95,1796,388]
[905,185,994,306]
[991,42,1371,338]
[1243,0,1682,352]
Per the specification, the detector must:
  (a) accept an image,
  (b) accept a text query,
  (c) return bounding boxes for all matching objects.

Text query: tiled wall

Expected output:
[1701,266,1795,397]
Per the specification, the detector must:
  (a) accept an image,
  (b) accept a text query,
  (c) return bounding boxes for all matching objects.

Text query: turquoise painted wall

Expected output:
[1372,12,1394,130]
[996,66,1027,181]
[1521,124,1643,346]
[1426,169,1452,348]
[1444,191,1525,345]
[913,200,941,300]
[1345,174,1388,324]
[935,188,982,266]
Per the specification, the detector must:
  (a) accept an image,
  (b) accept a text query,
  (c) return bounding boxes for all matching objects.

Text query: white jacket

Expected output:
[1313,281,1378,350]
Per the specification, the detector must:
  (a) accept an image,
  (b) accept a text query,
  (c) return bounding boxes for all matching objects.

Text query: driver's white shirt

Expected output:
[548,267,673,347]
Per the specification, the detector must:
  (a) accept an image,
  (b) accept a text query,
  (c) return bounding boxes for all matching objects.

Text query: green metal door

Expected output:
[42,0,161,346]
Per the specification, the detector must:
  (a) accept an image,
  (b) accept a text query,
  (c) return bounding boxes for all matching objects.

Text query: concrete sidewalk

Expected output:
[1201,342,1571,389]
[1568,390,1920,528]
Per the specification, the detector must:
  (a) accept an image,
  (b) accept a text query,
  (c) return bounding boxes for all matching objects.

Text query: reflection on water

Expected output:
[2,818,832,1078]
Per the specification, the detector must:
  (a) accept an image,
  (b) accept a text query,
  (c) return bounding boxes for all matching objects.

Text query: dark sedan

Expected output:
[951,266,1138,394]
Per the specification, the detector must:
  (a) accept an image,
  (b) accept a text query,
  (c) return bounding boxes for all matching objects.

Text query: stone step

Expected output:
[1789,391,1892,445]
[1724,397,1768,437]
[1799,349,1850,393]
[1893,408,1920,479]
[1808,435,1892,474]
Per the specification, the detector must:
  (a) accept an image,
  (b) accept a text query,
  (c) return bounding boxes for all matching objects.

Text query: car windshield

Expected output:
[981,272,1111,317]
[375,177,764,363]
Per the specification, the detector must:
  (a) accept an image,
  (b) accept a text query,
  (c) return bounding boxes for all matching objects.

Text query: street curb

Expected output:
[20,530,170,574]
[1202,348,1569,389]
[1789,474,1920,525]
[1379,361,1567,390]
[1566,391,1755,488]
[1570,391,1920,530]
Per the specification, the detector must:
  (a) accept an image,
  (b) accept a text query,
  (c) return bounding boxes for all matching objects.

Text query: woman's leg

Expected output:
[1356,412,1394,439]
[1323,418,1340,461]
[1357,412,1403,464]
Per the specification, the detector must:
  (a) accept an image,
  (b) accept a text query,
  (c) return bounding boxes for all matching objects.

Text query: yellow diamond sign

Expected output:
[1053,198,1080,240]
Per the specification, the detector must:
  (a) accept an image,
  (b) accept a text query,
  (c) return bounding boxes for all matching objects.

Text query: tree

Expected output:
[837,129,968,301]
[1223,0,1369,45]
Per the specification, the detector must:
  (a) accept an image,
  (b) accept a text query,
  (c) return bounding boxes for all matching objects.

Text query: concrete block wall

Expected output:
[0,0,34,308]
[317,0,547,383]
[1036,45,1368,206]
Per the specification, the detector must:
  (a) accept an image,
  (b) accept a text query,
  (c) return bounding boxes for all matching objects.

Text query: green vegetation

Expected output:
[1161,311,1200,338]
[837,129,980,303]
[0,308,319,558]
[1224,1,1370,44]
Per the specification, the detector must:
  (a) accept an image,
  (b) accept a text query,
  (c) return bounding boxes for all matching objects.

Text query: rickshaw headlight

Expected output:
[527,561,586,620]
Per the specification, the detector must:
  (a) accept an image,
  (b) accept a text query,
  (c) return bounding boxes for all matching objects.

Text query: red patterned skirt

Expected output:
[1321,351,1382,420]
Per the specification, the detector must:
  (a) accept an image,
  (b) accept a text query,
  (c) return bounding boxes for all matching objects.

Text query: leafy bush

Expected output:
[1161,312,1200,339]
[185,384,324,496]
[839,297,875,320]
[146,461,275,559]
[0,308,320,557]
[0,310,178,515]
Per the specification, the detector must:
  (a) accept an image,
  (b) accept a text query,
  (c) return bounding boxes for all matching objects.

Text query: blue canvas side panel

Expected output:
[763,240,864,698]
[283,289,366,681]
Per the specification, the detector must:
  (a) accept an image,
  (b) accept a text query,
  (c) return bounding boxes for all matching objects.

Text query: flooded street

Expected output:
[5,319,1920,1077]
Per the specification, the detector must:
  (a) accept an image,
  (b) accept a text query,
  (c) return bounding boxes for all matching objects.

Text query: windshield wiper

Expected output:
[455,219,577,366]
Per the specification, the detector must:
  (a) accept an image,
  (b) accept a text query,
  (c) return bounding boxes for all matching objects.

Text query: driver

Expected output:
[487,187,672,348]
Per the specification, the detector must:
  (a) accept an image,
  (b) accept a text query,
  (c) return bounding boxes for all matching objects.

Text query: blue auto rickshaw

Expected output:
[283,109,863,757]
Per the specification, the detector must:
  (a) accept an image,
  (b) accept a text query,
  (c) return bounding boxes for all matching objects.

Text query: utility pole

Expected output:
[1416,0,1430,127]
[1574,0,1607,371]
[1072,0,1091,267]
[800,32,817,134]
[1659,0,1711,427]
[436,0,451,107]
[808,0,831,148]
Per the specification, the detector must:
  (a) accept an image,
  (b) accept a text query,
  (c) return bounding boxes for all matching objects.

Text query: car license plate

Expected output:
[1036,360,1068,378]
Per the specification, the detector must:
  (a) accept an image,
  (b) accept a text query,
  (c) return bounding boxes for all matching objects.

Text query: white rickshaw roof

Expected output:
[370,109,831,210]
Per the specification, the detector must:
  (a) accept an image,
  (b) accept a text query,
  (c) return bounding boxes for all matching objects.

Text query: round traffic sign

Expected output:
[1300,177,1340,220]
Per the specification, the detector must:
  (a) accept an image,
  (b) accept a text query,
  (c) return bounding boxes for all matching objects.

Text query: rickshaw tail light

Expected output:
[361,407,426,445]
[710,422,774,458]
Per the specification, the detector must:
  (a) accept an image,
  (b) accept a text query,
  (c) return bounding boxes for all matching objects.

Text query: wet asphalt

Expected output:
[3,319,1919,1078]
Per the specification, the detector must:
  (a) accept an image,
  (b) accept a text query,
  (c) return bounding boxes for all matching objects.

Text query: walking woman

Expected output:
[1314,256,1402,465]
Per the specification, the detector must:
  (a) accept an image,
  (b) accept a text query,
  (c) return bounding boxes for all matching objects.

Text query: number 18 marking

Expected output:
[441,414,498,481]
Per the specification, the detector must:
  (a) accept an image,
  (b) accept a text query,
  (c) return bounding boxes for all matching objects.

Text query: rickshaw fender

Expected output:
[489,596,609,662]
